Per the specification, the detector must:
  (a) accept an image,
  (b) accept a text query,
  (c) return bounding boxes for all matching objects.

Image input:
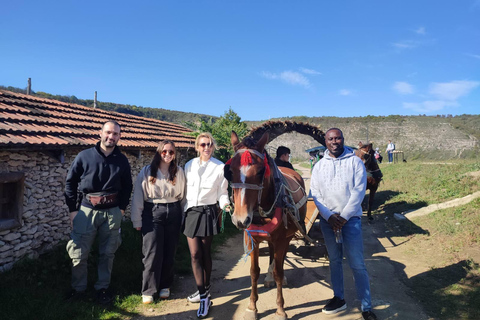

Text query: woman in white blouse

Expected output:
[131,140,185,304]
[183,132,230,319]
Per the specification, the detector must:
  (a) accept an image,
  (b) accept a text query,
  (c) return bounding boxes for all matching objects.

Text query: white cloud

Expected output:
[429,80,480,101]
[392,40,418,49]
[299,67,322,75]
[466,53,480,59]
[260,70,310,88]
[403,100,459,113]
[415,27,426,35]
[402,80,479,114]
[261,71,278,80]
[339,89,351,96]
[393,81,414,94]
[392,39,435,50]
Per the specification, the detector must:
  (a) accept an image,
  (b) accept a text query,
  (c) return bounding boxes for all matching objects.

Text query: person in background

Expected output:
[131,140,186,304]
[64,120,133,304]
[386,140,395,163]
[183,132,231,319]
[374,147,383,164]
[274,146,294,170]
[310,128,377,320]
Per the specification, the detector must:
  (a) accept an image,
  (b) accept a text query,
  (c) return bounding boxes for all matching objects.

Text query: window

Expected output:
[0,172,25,231]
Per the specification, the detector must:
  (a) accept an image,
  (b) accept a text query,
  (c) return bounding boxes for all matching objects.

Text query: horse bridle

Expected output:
[358,147,372,165]
[229,148,269,216]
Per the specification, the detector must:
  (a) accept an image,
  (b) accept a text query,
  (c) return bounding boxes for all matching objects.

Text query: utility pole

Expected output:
[94,91,97,109]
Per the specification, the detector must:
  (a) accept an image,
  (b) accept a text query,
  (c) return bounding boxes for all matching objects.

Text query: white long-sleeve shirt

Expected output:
[130,165,186,228]
[184,157,230,212]
[310,147,366,221]
[386,142,395,153]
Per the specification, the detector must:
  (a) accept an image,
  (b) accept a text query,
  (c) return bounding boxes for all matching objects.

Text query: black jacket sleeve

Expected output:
[118,160,133,210]
[64,155,84,212]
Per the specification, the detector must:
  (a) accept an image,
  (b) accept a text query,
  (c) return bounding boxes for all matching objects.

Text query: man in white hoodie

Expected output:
[310,128,377,320]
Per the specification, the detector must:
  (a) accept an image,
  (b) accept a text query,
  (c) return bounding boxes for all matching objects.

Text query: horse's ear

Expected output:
[257,131,269,151]
[231,131,239,148]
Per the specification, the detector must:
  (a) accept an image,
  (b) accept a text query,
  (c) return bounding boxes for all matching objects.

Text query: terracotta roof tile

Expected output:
[0,90,196,150]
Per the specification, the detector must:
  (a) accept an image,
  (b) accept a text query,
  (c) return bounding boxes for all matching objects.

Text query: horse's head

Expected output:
[355,143,375,166]
[227,130,270,229]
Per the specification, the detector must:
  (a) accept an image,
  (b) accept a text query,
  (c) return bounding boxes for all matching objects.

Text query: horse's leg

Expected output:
[245,241,260,320]
[265,242,287,287]
[367,184,377,221]
[264,242,276,288]
[272,237,289,320]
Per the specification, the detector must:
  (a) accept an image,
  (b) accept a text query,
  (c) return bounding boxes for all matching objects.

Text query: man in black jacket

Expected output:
[65,120,133,304]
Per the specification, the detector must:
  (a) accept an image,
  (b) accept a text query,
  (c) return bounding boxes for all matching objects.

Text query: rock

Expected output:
[0,244,13,253]
[14,240,32,251]
[394,213,406,221]
[3,233,21,241]
[24,226,38,235]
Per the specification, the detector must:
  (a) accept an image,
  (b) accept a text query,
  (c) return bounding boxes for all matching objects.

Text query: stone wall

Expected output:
[0,147,193,272]
[268,119,478,161]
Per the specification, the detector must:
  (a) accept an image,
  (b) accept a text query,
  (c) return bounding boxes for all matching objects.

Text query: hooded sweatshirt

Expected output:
[310,146,366,221]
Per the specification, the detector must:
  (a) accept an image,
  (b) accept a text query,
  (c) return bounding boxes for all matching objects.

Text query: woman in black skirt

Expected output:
[131,140,185,304]
[183,132,231,319]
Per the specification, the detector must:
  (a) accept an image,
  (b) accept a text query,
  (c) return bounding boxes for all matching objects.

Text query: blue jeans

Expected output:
[320,216,372,312]
[388,151,393,163]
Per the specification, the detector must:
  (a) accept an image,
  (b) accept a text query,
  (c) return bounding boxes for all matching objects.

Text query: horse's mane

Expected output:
[234,136,258,151]
[247,121,326,146]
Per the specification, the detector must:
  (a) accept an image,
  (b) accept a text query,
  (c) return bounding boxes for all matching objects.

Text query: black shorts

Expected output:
[183,204,220,238]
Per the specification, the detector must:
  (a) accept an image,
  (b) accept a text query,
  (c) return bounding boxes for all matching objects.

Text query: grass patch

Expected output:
[372,160,480,319]
[0,219,240,320]
[298,162,311,169]
[407,259,480,320]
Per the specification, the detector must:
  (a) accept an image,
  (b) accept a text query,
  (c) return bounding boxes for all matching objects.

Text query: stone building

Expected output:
[0,90,196,271]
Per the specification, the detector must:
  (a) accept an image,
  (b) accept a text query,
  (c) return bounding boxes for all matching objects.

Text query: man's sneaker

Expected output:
[197,295,212,319]
[142,295,154,304]
[159,288,170,299]
[187,285,211,303]
[96,288,114,305]
[322,296,347,314]
[65,289,86,301]
[362,311,378,320]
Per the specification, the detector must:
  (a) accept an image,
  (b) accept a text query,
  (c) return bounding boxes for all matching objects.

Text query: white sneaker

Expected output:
[159,288,170,299]
[142,295,154,304]
[187,285,211,303]
[197,296,212,318]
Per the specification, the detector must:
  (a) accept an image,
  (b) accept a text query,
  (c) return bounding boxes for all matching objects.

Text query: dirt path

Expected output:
[133,164,431,320]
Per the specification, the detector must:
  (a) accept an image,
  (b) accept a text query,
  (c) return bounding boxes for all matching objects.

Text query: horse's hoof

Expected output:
[274,312,288,320]
[244,308,258,320]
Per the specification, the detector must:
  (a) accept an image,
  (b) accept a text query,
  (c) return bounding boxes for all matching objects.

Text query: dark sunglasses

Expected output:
[161,150,175,156]
[199,143,212,148]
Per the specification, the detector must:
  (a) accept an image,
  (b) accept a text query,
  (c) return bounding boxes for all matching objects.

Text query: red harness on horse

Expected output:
[246,207,283,238]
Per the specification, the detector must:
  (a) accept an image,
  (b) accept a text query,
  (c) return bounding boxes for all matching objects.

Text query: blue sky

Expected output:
[1,1,479,121]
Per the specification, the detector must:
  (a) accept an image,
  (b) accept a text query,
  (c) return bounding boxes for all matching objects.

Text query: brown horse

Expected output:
[227,131,307,320]
[355,143,383,221]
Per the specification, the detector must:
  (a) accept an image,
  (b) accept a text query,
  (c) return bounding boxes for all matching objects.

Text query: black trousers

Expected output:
[141,201,182,296]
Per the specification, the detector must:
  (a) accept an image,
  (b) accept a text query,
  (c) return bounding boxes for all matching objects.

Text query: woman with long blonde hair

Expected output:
[183,132,231,319]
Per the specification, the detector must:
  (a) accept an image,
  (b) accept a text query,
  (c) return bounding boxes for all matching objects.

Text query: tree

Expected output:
[188,108,249,162]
